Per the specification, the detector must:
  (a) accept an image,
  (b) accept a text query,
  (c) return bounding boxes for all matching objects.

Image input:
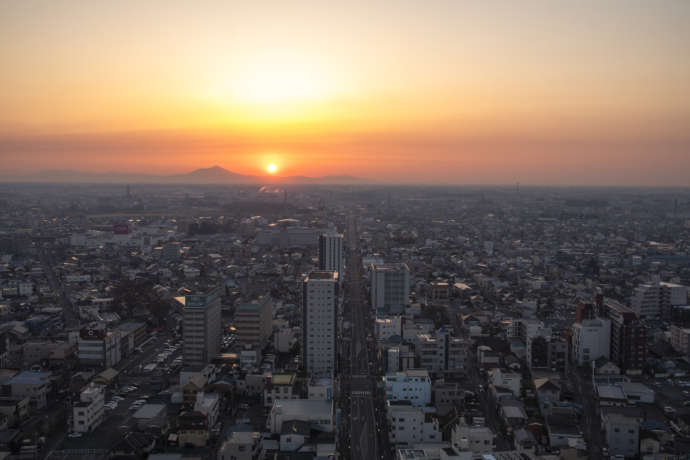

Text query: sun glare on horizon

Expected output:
[266,163,278,174]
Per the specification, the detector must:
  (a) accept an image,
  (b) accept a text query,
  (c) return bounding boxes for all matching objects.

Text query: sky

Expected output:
[1,0,689,185]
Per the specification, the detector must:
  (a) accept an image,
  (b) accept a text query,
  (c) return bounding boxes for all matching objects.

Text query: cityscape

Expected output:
[0,184,688,460]
[1,2,690,460]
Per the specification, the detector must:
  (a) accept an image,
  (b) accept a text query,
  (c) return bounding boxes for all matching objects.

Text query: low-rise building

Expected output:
[6,371,51,409]
[488,369,521,398]
[0,396,30,427]
[433,381,463,416]
[218,430,261,460]
[451,418,496,454]
[72,383,104,433]
[178,411,208,447]
[308,378,333,401]
[194,392,221,427]
[264,373,300,408]
[384,369,432,407]
[386,401,440,445]
[268,399,334,434]
[603,412,639,458]
[132,404,167,431]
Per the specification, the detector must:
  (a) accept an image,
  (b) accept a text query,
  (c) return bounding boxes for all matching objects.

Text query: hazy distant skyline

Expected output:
[1,1,689,185]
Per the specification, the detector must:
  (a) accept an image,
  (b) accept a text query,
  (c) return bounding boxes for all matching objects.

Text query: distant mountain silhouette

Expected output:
[168,165,251,182]
[2,166,366,185]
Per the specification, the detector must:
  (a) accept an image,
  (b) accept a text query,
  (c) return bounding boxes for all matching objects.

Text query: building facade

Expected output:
[302,271,338,378]
[370,263,410,313]
[571,318,611,366]
[73,383,105,433]
[318,233,344,282]
[235,297,273,348]
[602,299,648,371]
[383,369,432,407]
[183,287,222,368]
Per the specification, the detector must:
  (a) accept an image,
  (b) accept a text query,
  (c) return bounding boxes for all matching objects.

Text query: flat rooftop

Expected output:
[306,271,338,280]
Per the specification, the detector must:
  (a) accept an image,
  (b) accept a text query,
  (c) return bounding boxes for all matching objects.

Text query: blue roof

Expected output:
[8,371,50,385]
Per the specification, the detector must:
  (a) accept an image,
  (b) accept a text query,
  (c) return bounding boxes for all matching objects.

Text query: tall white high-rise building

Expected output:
[318,233,344,282]
[302,271,338,378]
[183,286,222,368]
[370,263,410,313]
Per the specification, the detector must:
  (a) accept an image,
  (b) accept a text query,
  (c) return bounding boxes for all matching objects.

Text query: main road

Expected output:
[341,214,381,460]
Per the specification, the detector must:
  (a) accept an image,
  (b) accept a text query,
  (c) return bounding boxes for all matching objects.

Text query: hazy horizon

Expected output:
[2,1,690,186]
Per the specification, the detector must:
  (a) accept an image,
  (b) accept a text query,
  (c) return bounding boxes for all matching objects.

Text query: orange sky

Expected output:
[1,1,689,185]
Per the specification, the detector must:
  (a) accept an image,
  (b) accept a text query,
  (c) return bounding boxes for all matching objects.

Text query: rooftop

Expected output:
[132,403,166,419]
[271,374,296,386]
[7,371,51,386]
[281,419,311,436]
[306,271,338,281]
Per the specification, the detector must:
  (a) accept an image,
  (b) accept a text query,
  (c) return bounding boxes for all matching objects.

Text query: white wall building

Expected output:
[73,383,105,433]
[631,281,688,319]
[303,271,338,378]
[571,318,611,366]
[384,369,432,407]
[631,283,662,319]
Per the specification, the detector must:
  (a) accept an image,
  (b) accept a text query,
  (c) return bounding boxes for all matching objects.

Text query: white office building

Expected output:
[571,318,611,366]
[370,263,410,313]
[183,287,222,368]
[73,383,105,433]
[383,369,432,406]
[319,233,344,283]
[303,271,338,378]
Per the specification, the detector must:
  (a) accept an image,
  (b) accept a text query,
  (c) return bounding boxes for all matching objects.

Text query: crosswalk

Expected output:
[351,390,371,397]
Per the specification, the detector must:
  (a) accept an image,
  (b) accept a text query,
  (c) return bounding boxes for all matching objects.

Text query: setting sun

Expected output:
[266,163,278,174]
